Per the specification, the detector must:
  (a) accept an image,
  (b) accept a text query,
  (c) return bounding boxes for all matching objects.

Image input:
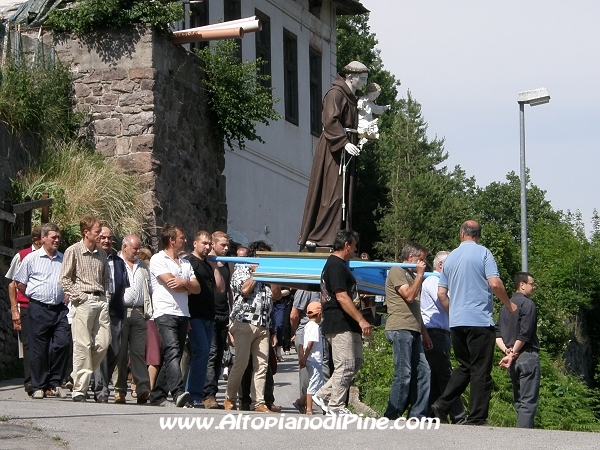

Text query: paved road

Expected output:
[1,355,599,449]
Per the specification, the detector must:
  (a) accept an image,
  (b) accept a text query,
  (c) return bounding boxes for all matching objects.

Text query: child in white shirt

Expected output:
[298,301,324,414]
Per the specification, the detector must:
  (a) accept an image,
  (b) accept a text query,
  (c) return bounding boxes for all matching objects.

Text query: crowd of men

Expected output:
[5,218,540,427]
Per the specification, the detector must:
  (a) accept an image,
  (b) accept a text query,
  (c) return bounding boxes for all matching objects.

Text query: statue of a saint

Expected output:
[298,61,369,249]
[357,83,390,148]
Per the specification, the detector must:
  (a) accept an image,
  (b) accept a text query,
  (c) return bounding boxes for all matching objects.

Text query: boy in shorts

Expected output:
[298,301,324,414]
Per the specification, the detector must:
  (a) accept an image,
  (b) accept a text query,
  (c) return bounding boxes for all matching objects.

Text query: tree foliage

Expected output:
[357,328,600,430]
[46,0,184,33]
[374,93,474,260]
[195,40,281,151]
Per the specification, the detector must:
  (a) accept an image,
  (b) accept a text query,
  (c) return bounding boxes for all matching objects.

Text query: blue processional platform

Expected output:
[213,252,438,295]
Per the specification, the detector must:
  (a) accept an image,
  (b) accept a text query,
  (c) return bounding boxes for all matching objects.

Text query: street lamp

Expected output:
[517,88,550,272]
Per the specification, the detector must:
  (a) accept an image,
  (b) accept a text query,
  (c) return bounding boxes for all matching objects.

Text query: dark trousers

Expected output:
[282,296,293,351]
[435,326,495,424]
[203,315,229,399]
[28,300,71,390]
[271,300,285,345]
[425,328,466,422]
[151,314,188,403]
[510,351,540,428]
[93,315,122,399]
[20,307,31,388]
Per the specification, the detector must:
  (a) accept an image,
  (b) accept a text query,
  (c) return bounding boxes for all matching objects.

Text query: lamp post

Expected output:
[517,88,550,272]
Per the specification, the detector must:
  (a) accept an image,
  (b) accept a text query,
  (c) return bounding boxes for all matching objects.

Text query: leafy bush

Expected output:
[0,57,80,139]
[195,39,281,150]
[8,139,147,249]
[356,327,600,430]
[46,0,184,33]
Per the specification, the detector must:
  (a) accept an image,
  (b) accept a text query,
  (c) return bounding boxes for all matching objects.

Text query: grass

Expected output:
[8,139,147,248]
[355,327,600,431]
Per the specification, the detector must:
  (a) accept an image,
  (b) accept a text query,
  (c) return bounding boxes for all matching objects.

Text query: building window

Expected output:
[255,10,271,89]
[309,0,322,18]
[283,29,298,125]
[224,0,242,59]
[189,1,209,51]
[309,47,322,136]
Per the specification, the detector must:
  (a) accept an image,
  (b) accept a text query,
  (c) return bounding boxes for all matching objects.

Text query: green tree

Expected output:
[471,174,600,363]
[47,0,184,33]
[195,40,281,151]
[375,92,474,260]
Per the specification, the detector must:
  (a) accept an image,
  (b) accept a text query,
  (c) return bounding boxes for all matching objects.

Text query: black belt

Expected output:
[30,298,64,311]
[84,291,103,296]
[427,328,451,337]
[521,347,539,354]
[125,305,143,309]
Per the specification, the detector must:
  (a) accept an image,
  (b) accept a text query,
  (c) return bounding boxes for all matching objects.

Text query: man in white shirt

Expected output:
[149,223,200,407]
[114,235,152,404]
[420,251,465,423]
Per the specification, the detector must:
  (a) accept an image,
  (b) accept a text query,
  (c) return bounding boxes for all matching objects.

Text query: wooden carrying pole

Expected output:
[191,17,261,33]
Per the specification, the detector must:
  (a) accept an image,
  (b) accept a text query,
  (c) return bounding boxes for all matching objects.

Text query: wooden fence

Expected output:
[0,192,52,257]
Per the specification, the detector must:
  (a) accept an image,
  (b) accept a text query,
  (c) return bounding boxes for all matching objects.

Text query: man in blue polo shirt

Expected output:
[431,220,516,425]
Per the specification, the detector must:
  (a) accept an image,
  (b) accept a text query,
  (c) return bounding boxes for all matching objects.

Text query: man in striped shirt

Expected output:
[60,216,111,402]
[14,222,70,399]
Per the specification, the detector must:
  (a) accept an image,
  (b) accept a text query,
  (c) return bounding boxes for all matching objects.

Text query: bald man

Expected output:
[431,221,516,425]
[113,235,151,404]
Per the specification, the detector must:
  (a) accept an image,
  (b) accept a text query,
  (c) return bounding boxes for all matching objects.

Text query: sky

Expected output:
[360,0,600,233]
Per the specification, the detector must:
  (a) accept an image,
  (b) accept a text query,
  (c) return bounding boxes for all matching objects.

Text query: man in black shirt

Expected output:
[186,230,220,408]
[312,230,371,416]
[495,272,540,428]
[203,231,233,409]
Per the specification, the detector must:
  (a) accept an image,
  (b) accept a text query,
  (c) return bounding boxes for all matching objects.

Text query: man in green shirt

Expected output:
[384,242,432,420]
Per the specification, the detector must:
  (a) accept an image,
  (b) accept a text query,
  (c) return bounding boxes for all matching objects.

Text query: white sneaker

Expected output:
[32,390,45,399]
[312,395,328,413]
[53,387,67,399]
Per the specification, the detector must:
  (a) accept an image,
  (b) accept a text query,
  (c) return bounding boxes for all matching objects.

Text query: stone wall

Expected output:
[48,25,227,247]
[0,26,227,367]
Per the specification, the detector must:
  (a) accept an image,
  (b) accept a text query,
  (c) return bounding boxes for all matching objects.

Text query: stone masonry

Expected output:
[47,25,227,247]
[0,26,228,370]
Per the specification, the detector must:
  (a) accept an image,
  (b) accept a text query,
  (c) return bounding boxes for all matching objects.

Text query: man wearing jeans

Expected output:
[495,272,540,428]
[149,223,200,407]
[313,230,372,416]
[202,231,233,409]
[384,243,431,420]
[431,221,517,425]
[186,230,221,408]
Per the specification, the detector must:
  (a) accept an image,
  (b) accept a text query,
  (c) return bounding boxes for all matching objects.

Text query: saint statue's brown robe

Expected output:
[298,74,359,247]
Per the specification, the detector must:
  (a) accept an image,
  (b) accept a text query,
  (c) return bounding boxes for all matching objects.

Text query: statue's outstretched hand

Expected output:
[345,143,360,156]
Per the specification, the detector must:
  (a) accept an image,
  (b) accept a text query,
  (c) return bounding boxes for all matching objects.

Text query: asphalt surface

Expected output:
[1,353,599,449]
